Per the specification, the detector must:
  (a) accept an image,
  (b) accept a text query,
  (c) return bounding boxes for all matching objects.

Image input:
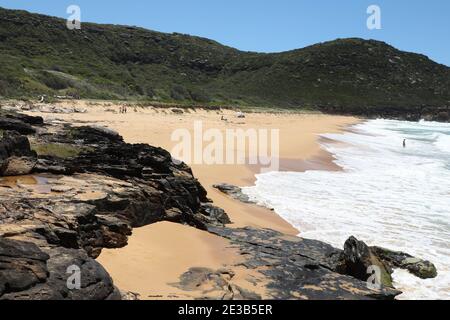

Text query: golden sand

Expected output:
[28,101,359,299]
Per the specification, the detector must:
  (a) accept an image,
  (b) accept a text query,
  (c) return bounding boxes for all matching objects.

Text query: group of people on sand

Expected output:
[220,111,246,122]
[119,105,128,114]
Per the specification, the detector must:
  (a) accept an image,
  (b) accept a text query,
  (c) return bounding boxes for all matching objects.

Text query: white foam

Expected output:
[435,134,450,154]
[243,119,450,300]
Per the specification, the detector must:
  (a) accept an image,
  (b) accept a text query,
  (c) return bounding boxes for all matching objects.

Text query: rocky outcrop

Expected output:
[213,183,252,203]
[36,125,221,229]
[0,237,49,298]
[197,228,437,300]
[328,236,438,289]
[0,110,43,133]
[3,113,44,126]
[0,237,120,300]
[0,118,36,135]
[0,131,37,176]
[371,246,437,279]
[207,227,401,300]
[0,174,136,299]
[319,105,450,123]
[199,203,231,225]
[0,119,230,300]
[0,167,224,299]
[334,236,393,287]
[422,108,450,122]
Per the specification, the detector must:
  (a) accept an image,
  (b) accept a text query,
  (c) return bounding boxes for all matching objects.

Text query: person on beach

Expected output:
[403,139,406,148]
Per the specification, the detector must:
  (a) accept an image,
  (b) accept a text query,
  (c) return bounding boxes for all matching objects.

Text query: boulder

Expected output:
[371,246,437,279]
[0,239,120,300]
[335,236,393,287]
[0,238,50,297]
[0,131,37,176]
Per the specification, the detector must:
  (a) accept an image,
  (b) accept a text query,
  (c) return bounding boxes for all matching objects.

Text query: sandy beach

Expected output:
[27,101,359,299]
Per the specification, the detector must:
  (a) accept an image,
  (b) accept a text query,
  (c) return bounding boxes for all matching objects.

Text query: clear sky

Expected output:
[0,0,448,66]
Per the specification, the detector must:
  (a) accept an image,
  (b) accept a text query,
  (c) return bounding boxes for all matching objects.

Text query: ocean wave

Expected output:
[243,119,450,300]
[434,134,450,153]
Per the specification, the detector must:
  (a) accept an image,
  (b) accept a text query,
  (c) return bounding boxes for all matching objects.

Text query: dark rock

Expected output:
[0,237,49,261]
[34,158,74,175]
[0,238,49,297]
[0,175,141,300]
[207,227,400,300]
[199,203,231,225]
[53,227,80,249]
[213,183,252,203]
[32,123,222,228]
[0,118,36,134]
[44,247,118,300]
[334,237,437,282]
[4,113,44,126]
[69,126,123,145]
[0,245,119,300]
[371,246,437,279]
[171,108,184,114]
[0,131,37,176]
[335,236,393,287]
[49,135,186,180]
[436,111,449,122]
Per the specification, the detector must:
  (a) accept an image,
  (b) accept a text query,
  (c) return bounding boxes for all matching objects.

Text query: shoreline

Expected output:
[22,101,360,299]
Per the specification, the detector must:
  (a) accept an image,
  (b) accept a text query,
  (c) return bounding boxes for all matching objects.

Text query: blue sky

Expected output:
[0,0,448,66]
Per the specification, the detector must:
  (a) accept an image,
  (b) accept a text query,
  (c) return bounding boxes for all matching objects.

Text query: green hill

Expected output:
[0,7,449,120]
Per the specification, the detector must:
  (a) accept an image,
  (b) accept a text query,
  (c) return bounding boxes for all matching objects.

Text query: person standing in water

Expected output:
[403,139,406,148]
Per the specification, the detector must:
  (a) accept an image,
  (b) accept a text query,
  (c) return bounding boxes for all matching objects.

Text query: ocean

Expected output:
[242,119,450,300]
